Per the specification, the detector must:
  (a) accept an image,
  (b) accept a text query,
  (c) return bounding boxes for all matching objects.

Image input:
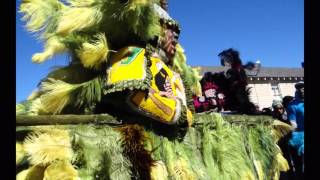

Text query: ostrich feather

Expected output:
[23,128,73,165]
[19,0,66,33]
[56,6,103,35]
[76,33,109,69]
[32,36,67,63]
[43,160,79,180]
[40,78,80,114]
[16,142,26,165]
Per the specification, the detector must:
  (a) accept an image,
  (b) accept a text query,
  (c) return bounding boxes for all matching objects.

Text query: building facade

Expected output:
[198,66,304,110]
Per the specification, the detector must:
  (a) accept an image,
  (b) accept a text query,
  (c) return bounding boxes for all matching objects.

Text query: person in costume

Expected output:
[218,48,257,114]
[16,0,198,128]
[196,48,257,114]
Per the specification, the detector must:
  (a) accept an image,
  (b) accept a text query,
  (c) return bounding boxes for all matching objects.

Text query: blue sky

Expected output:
[16,0,303,102]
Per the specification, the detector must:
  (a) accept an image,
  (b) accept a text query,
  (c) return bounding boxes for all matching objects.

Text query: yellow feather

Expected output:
[16,142,26,165]
[43,160,78,180]
[19,0,66,32]
[192,66,202,80]
[126,0,150,11]
[241,170,255,180]
[253,160,264,180]
[191,67,202,96]
[276,153,290,172]
[32,36,66,63]
[56,7,102,35]
[30,98,50,115]
[175,44,187,64]
[271,120,293,142]
[40,78,79,114]
[173,158,196,180]
[68,0,96,7]
[150,161,168,180]
[77,33,109,69]
[16,169,29,180]
[23,128,73,166]
[27,89,41,100]
[17,165,46,180]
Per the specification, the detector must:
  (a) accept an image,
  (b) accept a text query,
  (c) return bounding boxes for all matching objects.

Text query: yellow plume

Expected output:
[16,142,26,165]
[175,44,187,64]
[56,6,102,35]
[16,169,29,180]
[27,89,41,100]
[191,67,202,96]
[126,0,150,11]
[276,153,289,172]
[150,161,168,180]
[32,36,66,63]
[192,66,202,80]
[19,0,66,33]
[173,158,196,180]
[40,78,80,114]
[43,160,78,180]
[16,165,46,180]
[253,160,264,180]
[271,120,293,143]
[23,128,73,166]
[241,170,255,180]
[68,0,97,7]
[77,33,109,69]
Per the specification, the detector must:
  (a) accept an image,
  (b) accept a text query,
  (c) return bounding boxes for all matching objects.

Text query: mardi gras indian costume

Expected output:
[17,0,202,126]
[17,0,291,179]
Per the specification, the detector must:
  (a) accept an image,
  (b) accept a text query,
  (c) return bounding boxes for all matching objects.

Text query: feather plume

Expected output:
[32,36,67,63]
[67,0,97,7]
[16,99,49,115]
[271,120,293,143]
[40,78,80,114]
[27,89,41,100]
[16,142,26,165]
[16,165,46,180]
[120,0,161,41]
[56,6,103,35]
[276,153,289,172]
[16,169,29,180]
[173,44,202,96]
[23,128,73,165]
[19,0,66,33]
[43,160,79,180]
[150,160,168,180]
[77,33,109,69]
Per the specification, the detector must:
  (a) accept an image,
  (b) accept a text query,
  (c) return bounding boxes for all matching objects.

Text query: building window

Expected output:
[271,83,282,100]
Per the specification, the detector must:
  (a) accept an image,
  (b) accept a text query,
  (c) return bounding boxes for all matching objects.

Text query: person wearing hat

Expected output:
[287,81,304,179]
[288,81,304,131]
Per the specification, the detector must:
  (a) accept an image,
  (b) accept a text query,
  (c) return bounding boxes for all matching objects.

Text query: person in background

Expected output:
[272,100,286,121]
[282,96,294,112]
[271,99,295,180]
[287,81,304,179]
